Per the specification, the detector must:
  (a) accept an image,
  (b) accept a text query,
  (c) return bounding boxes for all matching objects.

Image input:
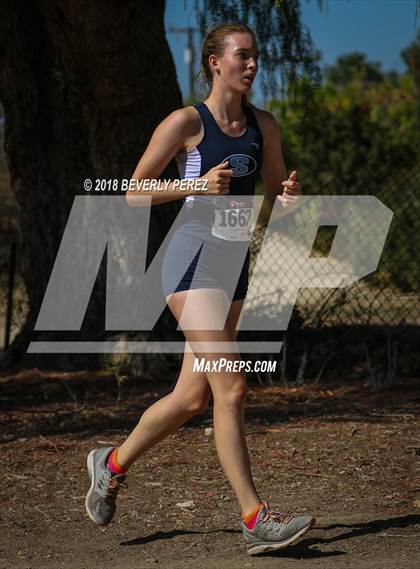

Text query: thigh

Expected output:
[167,288,236,352]
[168,289,247,398]
[171,349,211,402]
[170,295,245,399]
[229,298,245,336]
[168,288,230,402]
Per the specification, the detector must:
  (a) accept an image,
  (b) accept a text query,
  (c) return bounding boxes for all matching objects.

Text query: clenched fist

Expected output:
[199,160,233,195]
[279,170,302,207]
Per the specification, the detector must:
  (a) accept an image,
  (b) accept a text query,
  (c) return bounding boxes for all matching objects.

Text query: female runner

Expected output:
[85,22,315,555]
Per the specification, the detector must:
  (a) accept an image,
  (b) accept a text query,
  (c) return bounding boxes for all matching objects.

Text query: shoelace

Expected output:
[260,501,294,526]
[105,476,127,500]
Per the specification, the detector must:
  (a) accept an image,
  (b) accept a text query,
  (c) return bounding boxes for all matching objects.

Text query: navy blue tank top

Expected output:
[175,101,263,201]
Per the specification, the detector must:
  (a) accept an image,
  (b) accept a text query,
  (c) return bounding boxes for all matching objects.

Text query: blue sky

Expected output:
[164,0,419,105]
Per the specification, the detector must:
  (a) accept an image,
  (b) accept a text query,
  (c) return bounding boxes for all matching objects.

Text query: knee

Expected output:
[215,376,247,412]
[188,396,210,415]
[173,392,210,416]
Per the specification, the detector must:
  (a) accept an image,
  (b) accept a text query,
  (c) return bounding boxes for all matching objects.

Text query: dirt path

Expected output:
[1,374,419,568]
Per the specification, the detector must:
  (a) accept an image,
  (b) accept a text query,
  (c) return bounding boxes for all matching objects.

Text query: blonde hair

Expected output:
[199,22,257,106]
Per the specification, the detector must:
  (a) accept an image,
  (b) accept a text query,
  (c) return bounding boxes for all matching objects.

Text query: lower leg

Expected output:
[211,374,262,515]
[114,392,196,470]
[115,351,210,471]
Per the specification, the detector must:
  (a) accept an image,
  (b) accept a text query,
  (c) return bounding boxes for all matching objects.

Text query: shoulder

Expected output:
[247,106,280,138]
[158,106,202,138]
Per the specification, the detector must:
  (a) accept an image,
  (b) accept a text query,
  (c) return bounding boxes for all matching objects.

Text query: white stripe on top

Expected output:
[175,147,201,203]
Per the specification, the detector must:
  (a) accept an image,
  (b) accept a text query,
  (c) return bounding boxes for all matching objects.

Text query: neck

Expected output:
[205,84,245,121]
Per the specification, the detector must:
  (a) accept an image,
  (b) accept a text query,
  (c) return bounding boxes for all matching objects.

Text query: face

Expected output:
[210,32,259,92]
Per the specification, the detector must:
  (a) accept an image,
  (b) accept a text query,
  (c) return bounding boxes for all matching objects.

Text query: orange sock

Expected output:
[106,447,127,475]
[242,502,264,529]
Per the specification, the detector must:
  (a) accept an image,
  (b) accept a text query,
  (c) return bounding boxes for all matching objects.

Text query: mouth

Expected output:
[243,75,254,84]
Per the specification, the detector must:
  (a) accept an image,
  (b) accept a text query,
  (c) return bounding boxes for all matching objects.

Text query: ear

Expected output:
[208,54,219,73]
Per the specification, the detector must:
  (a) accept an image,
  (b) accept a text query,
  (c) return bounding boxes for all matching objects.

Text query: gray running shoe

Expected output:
[242,501,315,555]
[85,447,127,525]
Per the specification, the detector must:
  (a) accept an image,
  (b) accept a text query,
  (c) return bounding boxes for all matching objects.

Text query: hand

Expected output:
[199,160,233,195]
[279,170,302,208]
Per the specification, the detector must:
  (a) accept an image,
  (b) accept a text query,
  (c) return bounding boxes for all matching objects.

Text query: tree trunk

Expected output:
[0,0,182,370]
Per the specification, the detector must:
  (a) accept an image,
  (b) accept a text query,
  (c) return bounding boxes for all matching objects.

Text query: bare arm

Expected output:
[258,110,302,215]
[127,108,232,206]
[127,108,197,206]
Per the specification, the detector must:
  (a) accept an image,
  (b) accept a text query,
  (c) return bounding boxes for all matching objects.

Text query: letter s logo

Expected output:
[225,154,257,177]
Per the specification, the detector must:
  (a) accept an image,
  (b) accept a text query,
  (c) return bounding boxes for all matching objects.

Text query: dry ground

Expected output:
[0,371,419,568]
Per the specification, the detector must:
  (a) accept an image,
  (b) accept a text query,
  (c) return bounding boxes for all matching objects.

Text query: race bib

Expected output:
[212,199,255,241]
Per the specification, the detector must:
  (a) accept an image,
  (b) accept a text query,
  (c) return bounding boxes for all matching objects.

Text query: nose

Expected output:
[248,57,258,73]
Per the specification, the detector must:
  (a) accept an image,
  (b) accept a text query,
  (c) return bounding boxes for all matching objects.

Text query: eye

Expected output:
[238,51,259,62]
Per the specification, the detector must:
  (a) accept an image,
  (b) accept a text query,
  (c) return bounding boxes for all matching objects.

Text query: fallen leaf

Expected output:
[176,500,195,508]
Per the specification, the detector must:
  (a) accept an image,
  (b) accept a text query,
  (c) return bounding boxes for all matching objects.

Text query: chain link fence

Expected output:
[248,150,420,329]
[1,140,419,382]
